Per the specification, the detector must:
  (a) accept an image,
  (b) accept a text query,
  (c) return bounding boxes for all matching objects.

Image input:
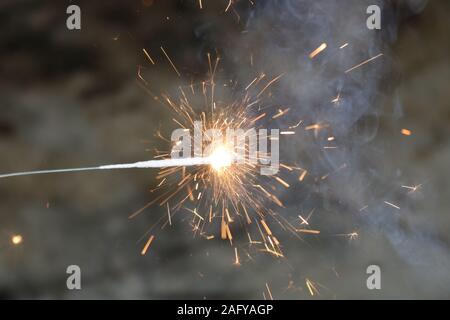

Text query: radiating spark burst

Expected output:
[134,54,305,259]
[0,36,388,270]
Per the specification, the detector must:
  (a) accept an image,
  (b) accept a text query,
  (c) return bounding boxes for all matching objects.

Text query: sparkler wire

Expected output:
[0,157,212,179]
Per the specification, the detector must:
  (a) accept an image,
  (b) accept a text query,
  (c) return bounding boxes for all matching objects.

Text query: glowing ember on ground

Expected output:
[11,235,23,245]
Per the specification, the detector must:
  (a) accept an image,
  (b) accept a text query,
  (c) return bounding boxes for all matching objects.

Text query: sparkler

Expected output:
[0,50,303,261]
[0,156,225,179]
[1,37,390,302]
[0,0,420,300]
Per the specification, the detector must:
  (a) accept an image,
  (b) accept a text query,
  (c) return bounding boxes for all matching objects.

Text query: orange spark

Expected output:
[272,108,290,119]
[225,0,233,12]
[309,43,327,59]
[250,113,266,123]
[289,120,303,129]
[257,73,284,98]
[401,184,422,193]
[305,278,320,296]
[160,46,181,77]
[384,201,400,210]
[260,219,273,236]
[265,283,274,300]
[299,170,307,181]
[331,93,340,103]
[142,48,155,65]
[275,176,290,188]
[305,123,322,131]
[234,247,241,266]
[297,229,320,234]
[141,235,155,255]
[401,129,412,136]
[221,218,227,240]
[345,53,384,74]
[167,203,172,226]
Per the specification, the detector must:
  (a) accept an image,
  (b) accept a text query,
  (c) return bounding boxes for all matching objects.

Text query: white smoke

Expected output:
[226,0,450,286]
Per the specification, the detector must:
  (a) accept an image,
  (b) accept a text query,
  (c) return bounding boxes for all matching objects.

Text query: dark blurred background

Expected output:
[0,0,449,299]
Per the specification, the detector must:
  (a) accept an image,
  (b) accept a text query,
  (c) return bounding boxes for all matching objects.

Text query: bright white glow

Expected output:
[209,146,233,171]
